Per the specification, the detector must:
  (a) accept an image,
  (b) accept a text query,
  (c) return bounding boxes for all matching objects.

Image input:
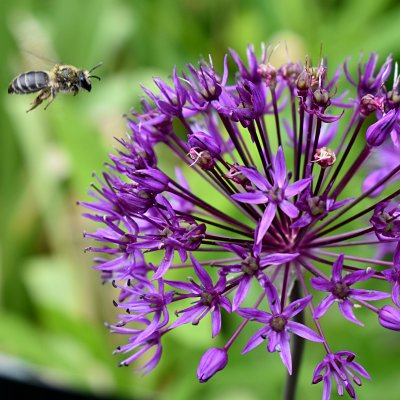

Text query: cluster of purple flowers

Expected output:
[80,44,400,399]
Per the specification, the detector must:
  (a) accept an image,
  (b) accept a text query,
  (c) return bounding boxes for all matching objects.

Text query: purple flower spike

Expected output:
[232,146,312,242]
[366,109,398,147]
[311,254,390,325]
[165,252,231,338]
[370,200,400,241]
[236,290,324,375]
[312,351,371,400]
[379,305,400,331]
[381,242,400,307]
[197,347,228,382]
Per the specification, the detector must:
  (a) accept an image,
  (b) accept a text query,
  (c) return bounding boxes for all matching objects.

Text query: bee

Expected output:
[8,62,102,113]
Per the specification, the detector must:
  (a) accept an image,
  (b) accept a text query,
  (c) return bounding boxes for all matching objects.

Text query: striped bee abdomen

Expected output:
[8,71,49,94]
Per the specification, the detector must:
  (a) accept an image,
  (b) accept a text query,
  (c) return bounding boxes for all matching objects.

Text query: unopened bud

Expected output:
[197,348,228,383]
[379,305,400,331]
[313,88,330,107]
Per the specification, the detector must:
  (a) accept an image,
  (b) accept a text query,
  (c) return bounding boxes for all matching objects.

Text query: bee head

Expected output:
[79,71,92,92]
[79,63,102,92]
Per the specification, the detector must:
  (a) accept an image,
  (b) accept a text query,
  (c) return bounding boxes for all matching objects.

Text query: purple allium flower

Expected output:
[344,52,392,100]
[381,242,400,307]
[237,278,324,375]
[110,319,162,376]
[378,305,400,331]
[370,200,400,241]
[312,351,371,400]
[112,273,174,341]
[291,181,354,228]
[165,253,231,338]
[232,146,312,243]
[197,347,228,382]
[216,225,299,310]
[80,43,400,395]
[311,254,390,325]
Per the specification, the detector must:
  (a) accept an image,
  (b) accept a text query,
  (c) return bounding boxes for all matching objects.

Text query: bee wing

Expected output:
[9,13,60,72]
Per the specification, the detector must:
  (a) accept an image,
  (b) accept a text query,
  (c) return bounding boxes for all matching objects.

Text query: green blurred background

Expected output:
[1,0,400,399]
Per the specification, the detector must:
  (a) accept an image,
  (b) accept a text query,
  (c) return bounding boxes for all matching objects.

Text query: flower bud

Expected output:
[188,148,214,171]
[224,163,251,186]
[360,94,384,117]
[115,184,156,214]
[366,109,397,147]
[379,305,400,331]
[313,88,330,107]
[313,147,336,168]
[197,348,228,382]
[188,131,221,158]
[386,90,400,111]
[257,63,277,88]
[128,168,169,193]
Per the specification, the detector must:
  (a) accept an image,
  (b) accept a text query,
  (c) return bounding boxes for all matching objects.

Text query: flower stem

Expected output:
[223,290,266,351]
[283,280,305,400]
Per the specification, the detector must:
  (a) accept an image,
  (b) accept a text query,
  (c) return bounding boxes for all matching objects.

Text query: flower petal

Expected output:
[277,330,292,375]
[257,203,277,243]
[275,146,287,187]
[286,321,325,342]
[285,177,312,198]
[211,306,221,338]
[231,192,268,204]
[236,307,271,323]
[233,274,253,311]
[279,199,299,218]
[338,299,363,326]
[313,294,335,319]
[191,252,213,289]
[242,326,272,354]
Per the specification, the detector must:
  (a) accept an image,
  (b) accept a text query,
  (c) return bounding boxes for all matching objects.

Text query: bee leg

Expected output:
[26,88,51,113]
[43,87,57,110]
[73,86,79,96]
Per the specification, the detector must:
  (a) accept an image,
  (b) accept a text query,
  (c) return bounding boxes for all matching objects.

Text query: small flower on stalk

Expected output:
[370,200,400,241]
[216,225,299,310]
[344,52,392,100]
[291,183,353,228]
[197,347,228,382]
[311,254,390,325]
[359,94,384,117]
[111,319,162,376]
[236,279,324,375]
[312,351,371,400]
[232,146,312,243]
[184,55,228,107]
[165,253,231,338]
[224,163,251,187]
[188,131,221,158]
[112,273,174,342]
[188,147,214,171]
[378,305,400,331]
[313,147,336,169]
[381,242,400,307]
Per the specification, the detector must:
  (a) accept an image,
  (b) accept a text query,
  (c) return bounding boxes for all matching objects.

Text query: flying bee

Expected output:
[8,62,102,112]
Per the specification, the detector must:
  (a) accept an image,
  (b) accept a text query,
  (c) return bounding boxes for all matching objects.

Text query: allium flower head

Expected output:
[80,42,399,398]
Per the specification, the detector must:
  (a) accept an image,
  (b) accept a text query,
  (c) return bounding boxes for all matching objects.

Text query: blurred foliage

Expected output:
[1,0,400,399]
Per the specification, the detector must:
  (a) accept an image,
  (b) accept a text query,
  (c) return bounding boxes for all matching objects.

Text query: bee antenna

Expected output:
[89,62,103,73]
[90,75,101,81]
